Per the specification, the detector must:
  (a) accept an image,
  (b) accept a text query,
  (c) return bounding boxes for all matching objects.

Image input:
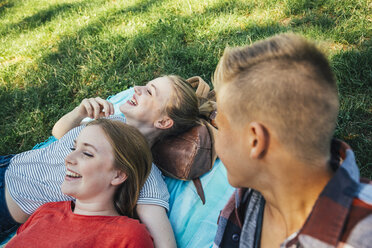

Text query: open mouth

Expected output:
[127,95,138,106]
[66,169,82,179]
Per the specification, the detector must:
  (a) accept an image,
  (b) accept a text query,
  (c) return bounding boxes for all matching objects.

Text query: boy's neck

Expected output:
[258,156,334,248]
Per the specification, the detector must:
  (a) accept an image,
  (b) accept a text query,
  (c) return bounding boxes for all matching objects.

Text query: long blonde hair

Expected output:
[159,75,214,139]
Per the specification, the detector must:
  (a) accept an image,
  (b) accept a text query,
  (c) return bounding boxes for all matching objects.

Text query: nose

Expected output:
[134,86,143,95]
[65,150,77,167]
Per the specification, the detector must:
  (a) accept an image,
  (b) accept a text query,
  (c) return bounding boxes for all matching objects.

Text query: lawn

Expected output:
[0,0,371,178]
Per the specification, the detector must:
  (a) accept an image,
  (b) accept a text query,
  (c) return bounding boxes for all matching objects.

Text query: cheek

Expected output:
[215,129,232,164]
[215,130,224,158]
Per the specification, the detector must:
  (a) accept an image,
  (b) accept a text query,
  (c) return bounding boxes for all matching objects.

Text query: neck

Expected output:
[259,157,334,239]
[126,120,161,148]
[140,128,162,147]
[73,198,119,216]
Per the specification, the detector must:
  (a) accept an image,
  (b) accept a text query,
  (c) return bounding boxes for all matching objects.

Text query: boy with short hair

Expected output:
[213,33,372,248]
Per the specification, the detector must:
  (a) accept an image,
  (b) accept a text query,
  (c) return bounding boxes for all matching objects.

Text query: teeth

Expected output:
[130,96,137,106]
[66,170,82,178]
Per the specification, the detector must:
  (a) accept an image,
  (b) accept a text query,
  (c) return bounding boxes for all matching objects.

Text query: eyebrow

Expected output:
[150,83,158,96]
[73,140,98,152]
[83,143,98,152]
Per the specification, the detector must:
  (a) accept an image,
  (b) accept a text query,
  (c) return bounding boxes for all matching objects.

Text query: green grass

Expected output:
[0,0,371,178]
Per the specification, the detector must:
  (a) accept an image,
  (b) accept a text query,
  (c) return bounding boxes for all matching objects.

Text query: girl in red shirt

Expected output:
[7,118,154,248]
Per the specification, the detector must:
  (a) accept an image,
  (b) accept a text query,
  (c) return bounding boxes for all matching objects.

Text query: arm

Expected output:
[52,97,114,139]
[136,204,176,248]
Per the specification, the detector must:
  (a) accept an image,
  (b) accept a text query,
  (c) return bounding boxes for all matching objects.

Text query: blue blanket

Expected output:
[166,160,234,247]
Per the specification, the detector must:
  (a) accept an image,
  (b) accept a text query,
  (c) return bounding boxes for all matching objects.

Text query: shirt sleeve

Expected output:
[137,164,170,211]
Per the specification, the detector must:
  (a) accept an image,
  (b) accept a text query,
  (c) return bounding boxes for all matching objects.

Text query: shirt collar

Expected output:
[285,139,359,247]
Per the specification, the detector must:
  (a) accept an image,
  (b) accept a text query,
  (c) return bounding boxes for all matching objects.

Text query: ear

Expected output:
[111,170,128,186]
[247,122,269,159]
[154,116,174,130]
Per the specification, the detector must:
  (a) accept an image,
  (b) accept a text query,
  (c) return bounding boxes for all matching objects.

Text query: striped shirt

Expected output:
[5,115,169,215]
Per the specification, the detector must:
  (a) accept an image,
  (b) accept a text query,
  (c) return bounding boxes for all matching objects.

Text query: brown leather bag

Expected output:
[152,76,217,204]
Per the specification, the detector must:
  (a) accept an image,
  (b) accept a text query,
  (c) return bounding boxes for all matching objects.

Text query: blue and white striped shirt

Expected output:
[5,116,169,215]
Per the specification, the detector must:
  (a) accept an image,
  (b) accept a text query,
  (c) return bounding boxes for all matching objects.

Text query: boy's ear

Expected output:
[111,171,128,186]
[247,122,269,159]
[154,116,174,130]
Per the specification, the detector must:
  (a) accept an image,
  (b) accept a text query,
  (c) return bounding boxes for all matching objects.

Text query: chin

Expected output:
[227,176,240,188]
[119,104,129,115]
[61,184,74,197]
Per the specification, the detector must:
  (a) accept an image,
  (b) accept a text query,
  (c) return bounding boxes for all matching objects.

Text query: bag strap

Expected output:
[201,119,217,166]
[186,76,210,98]
[192,178,206,204]
[192,120,218,205]
[186,76,218,204]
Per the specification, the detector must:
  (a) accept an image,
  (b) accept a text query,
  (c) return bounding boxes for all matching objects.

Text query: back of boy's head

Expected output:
[213,33,339,164]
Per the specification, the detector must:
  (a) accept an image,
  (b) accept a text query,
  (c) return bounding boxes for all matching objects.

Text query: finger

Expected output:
[95,97,113,117]
[108,102,114,115]
[81,99,93,118]
[88,98,102,119]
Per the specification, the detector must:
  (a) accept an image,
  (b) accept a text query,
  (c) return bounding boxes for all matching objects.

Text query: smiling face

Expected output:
[61,125,119,201]
[119,76,174,129]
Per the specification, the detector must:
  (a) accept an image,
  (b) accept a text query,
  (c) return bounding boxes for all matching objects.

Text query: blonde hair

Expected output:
[87,119,152,218]
[157,75,214,139]
[213,33,339,163]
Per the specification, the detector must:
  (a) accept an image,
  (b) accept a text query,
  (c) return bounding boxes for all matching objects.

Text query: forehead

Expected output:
[216,83,246,130]
[78,125,112,153]
[216,84,231,113]
[148,77,173,90]
[148,76,174,100]
[216,86,232,122]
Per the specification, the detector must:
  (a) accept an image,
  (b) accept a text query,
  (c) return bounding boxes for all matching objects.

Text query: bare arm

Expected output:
[52,97,114,139]
[136,204,176,248]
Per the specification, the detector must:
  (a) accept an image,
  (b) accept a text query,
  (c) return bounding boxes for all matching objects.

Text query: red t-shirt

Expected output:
[7,201,153,248]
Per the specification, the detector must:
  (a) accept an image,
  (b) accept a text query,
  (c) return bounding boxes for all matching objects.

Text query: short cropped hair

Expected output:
[213,33,339,163]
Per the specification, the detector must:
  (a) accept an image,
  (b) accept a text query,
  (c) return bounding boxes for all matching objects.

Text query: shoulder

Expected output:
[138,163,170,211]
[109,216,154,247]
[345,212,372,247]
[17,201,70,234]
[342,181,372,246]
[116,216,148,232]
[31,201,69,217]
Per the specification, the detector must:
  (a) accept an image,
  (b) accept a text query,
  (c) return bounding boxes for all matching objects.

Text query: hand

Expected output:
[77,97,115,119]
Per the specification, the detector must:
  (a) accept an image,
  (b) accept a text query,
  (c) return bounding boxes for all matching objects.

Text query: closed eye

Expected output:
[147,89,152,96]
[83,152,93,157]
[70,147,93,157]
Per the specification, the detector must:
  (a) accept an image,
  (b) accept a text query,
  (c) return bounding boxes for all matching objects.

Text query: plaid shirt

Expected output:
[213,140,372,248]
